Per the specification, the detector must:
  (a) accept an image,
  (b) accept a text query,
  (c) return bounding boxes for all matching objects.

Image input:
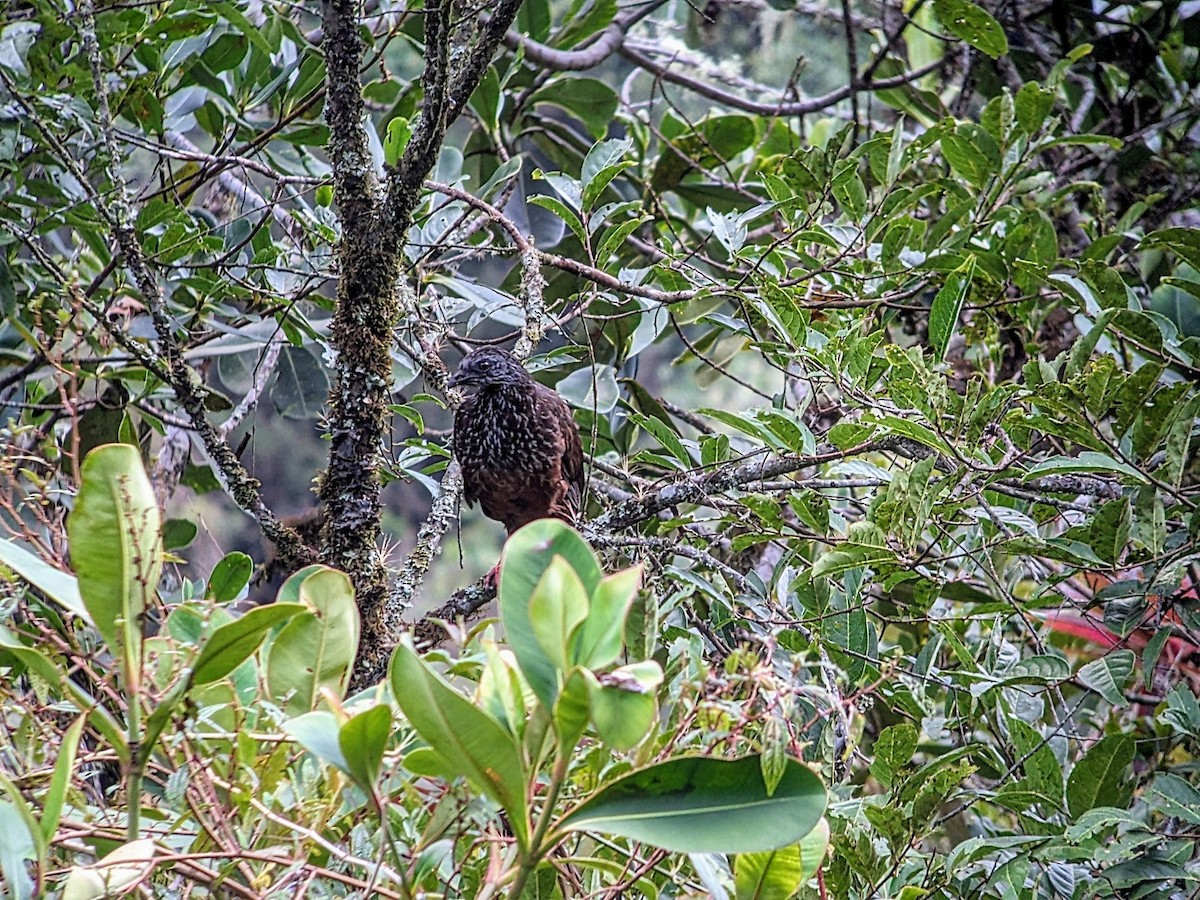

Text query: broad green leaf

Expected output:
[561,755,826,853]
[556,364,620,414]
[929,257,974,360]
[1147,773,1200,825]
[338,704,392,792]
[390,638,530,848]
[1007,717,1064,805]
[933,0,1008,57]
[588,661,662,751]
[529,77,618,139]
[1015,82,1055,133]
[1088,498,1131,565]
[1066,733,1134,820]
[191,603,306,686]
[1003,654,1071,683]
[205,551,254,603]
[870,723,918,787]
[735,844,804,900]
[0,538,88,620]
[264,567,359,714]
[161,518,196,551]
[1076,650,1134,707]
[581,138,633,209]
[529,555,590,671]
[500,520,603,708]
[0,772,42,900]
[796,817,830,882]
[286,710,349,771]
[572,565,641,669]
[1161,683,1200,736]
[939,133,991,187]
[554,668,592,750]
[68,444,162,686]
[529,193,587,246]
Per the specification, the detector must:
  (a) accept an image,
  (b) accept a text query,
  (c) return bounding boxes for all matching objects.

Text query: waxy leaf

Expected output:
[562,755,826,853]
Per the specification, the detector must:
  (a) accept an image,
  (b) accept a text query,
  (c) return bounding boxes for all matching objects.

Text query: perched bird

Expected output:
[449,348,585,577]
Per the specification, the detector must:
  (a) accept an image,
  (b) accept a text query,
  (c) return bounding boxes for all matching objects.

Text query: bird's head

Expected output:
[448,347,531,390]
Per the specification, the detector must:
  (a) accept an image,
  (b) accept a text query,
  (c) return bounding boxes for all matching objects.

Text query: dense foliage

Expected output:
[1,0,1199,896]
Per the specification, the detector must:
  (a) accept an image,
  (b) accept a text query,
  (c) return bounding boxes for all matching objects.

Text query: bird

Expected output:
[448,347,585,581]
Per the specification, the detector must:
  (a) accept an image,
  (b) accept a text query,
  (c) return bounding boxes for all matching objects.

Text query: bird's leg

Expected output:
[484,561,501,591]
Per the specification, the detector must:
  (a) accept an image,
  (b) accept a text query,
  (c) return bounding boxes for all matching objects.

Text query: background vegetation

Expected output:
[1,0,1199,895]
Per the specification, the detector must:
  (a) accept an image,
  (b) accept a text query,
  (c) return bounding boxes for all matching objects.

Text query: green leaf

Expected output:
[1007,717,1064,806]
[581,138,633,211]
[735,844,805,900]
[596,215,651,264]
[390,638,530,848]
[529,193,588,246]
[1076,650,1134,707]
[1015,83,1055,134]
[0,538,88,620]
[1161,683,1200,736]
[0,799,36,900]
[529,77,618,139]
[264,567,360,714]
[191,603,307,686]
[572,565,641,669]
[1088,498,1131,566]
[555,364,620,414]
[588,660,662,751]
[205,551,254,603]
[67,444,162,684]
[1147,773,1200,825]
[561,755,826,853]
[870,723,918,787]
[933,0,1009,57]
[1003,654,1071,683]
[500,520,603,708]
[338,704,392,792]
[939,133,991,187]
[41,714,85,843]
[1023,451,1149,484]
[286,710,349,772]
[929,257,975,360]
[161,518,197,550]
[1066,733,1134,820]
[529,555,590,671]
[554,668,593,750]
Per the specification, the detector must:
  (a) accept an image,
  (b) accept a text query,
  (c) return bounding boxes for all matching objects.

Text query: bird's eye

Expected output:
[479,359,492,370]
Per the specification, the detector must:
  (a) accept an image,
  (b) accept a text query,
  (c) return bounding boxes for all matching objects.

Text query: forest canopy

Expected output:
[1,0,1199,895]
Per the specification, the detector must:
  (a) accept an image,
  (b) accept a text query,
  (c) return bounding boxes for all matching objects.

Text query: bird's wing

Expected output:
[453,398,479,507]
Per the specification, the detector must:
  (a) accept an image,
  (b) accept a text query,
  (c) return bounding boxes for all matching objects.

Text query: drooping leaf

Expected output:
[67,444,162,685]
[338,704,392,793]
[1066,733,1135,820]
[561,755,826,853]
[389,638,530,848]
[933,0,1009,57]
[1076,650,1134,707]
[264,567,359,714]
[191,603,307,686]
[0,538,88,620]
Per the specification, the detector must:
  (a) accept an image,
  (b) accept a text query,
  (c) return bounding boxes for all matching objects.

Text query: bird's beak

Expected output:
[447,371,472,389]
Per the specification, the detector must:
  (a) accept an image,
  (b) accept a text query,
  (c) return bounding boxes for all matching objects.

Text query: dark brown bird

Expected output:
[449,348,585,553]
